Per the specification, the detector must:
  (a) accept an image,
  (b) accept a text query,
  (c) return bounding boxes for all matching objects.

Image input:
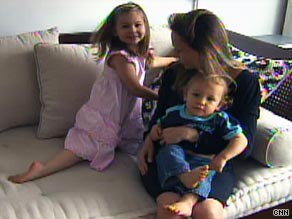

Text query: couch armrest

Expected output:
[251,107,292,167]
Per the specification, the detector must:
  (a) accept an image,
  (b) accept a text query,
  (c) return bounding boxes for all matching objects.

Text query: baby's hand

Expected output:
[210,155,227,173]
[150,124,162,141]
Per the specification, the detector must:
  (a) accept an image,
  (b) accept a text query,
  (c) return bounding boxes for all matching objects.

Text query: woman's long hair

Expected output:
[169,9,243,91]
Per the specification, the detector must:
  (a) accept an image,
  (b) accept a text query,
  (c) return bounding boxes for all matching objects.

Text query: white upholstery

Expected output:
[226,160,292,218]
[0,27,59,132]
[0,26,291,219]
[0,126,291,219]
[0,126,156,219]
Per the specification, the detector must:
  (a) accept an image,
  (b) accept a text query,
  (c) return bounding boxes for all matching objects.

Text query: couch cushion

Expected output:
[34,43,102,138]
[229,44,292,103]
[0,27,59,133]
[226,158,292,218]
[261,72,291,121]
[251,107,292,167]
[0,126,156,219]
[145,26,173,85]
[0,126,291,219]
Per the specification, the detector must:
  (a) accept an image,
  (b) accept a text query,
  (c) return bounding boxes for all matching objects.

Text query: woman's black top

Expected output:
[148,64,261,158]
[141,63,261,201]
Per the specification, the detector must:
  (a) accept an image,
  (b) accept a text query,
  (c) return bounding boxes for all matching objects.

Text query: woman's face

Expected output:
[171,31,200,69]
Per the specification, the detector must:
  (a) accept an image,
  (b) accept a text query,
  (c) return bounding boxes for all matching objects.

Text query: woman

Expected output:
[138,9,261,219]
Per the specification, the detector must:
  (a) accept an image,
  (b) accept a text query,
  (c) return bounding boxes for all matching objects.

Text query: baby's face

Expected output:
[184,78,225,117]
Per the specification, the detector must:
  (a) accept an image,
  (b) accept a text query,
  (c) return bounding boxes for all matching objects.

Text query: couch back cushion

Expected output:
[35,43,101,138]
[144,26,173,86]
[0,27,59,132]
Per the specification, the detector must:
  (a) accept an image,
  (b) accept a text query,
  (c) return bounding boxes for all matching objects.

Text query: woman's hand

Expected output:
[161,126,199,145]
[150,124,162,141]
[138,136,154,175]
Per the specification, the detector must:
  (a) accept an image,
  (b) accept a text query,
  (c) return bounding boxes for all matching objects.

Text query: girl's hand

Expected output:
[161,126,199,145]
[209,155,227,173]
[150,124,162,141]
[137,136,154,175]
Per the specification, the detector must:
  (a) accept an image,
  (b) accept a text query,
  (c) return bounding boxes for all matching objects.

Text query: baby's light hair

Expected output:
[185,70,236,108]
[90,2,151,59]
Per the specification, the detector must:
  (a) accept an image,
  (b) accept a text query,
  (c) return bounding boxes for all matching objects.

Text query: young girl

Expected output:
[149,71,247,217]
[8,2,177,183]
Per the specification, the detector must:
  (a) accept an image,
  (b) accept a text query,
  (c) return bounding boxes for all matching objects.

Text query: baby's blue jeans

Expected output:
[156,144,216,198]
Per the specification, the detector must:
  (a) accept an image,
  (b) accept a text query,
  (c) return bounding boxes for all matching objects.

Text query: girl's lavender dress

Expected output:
[64,50,146,170]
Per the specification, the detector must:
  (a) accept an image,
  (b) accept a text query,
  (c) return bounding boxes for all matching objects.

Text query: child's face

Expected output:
[115,10,146,48]
[184,78,225,117]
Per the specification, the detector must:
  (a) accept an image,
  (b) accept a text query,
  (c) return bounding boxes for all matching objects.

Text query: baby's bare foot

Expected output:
[165,194,198,217]
[8,161,44,184]
[179,165,209,188]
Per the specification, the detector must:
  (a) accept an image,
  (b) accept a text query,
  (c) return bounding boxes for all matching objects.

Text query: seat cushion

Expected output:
[0,126,156,219]
[1,126,291,219]
[226,159,292,218]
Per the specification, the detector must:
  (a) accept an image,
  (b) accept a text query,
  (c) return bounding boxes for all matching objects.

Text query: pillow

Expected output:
[34,43,102,138]
[145,25,174,86]
[143,26,174,124]
[0,27,59,132]
[150,25,173,56]
[251,107,292,167]
[229,45,292,103]
[261,72,291,121]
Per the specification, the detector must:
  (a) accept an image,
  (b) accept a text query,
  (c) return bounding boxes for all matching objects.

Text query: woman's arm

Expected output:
[230,70,261,158]
[148,63,200,143]
[138,64,198,174]
[138,135,155,175]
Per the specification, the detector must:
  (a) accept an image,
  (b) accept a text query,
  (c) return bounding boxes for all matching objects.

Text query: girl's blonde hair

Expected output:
[91,2,151,59]
[169,9,244,78]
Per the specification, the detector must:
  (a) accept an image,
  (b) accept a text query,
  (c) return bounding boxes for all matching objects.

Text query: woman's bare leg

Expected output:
[167,193,199,217]
[192,198,224,219]
[157,192,186,219]
[8,149,81,183]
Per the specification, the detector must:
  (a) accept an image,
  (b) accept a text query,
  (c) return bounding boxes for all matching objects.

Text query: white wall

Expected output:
[0,0,287,37]
[283,0,292,37]
[0,0,192,37]
[197,0,287,36]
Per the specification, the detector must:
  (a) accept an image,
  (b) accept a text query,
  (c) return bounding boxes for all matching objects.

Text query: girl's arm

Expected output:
[109,54,158,100]
[149,56,178,69]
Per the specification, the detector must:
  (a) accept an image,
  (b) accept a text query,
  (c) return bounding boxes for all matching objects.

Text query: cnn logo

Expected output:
[273,209,290,217]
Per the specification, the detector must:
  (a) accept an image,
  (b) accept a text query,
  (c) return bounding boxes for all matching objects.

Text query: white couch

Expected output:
[0,26,291,219]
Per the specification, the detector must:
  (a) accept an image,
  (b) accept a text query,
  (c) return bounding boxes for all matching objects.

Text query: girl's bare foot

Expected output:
[178,165,209,188]
[166,194,198,217]
[8,161,44,183]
